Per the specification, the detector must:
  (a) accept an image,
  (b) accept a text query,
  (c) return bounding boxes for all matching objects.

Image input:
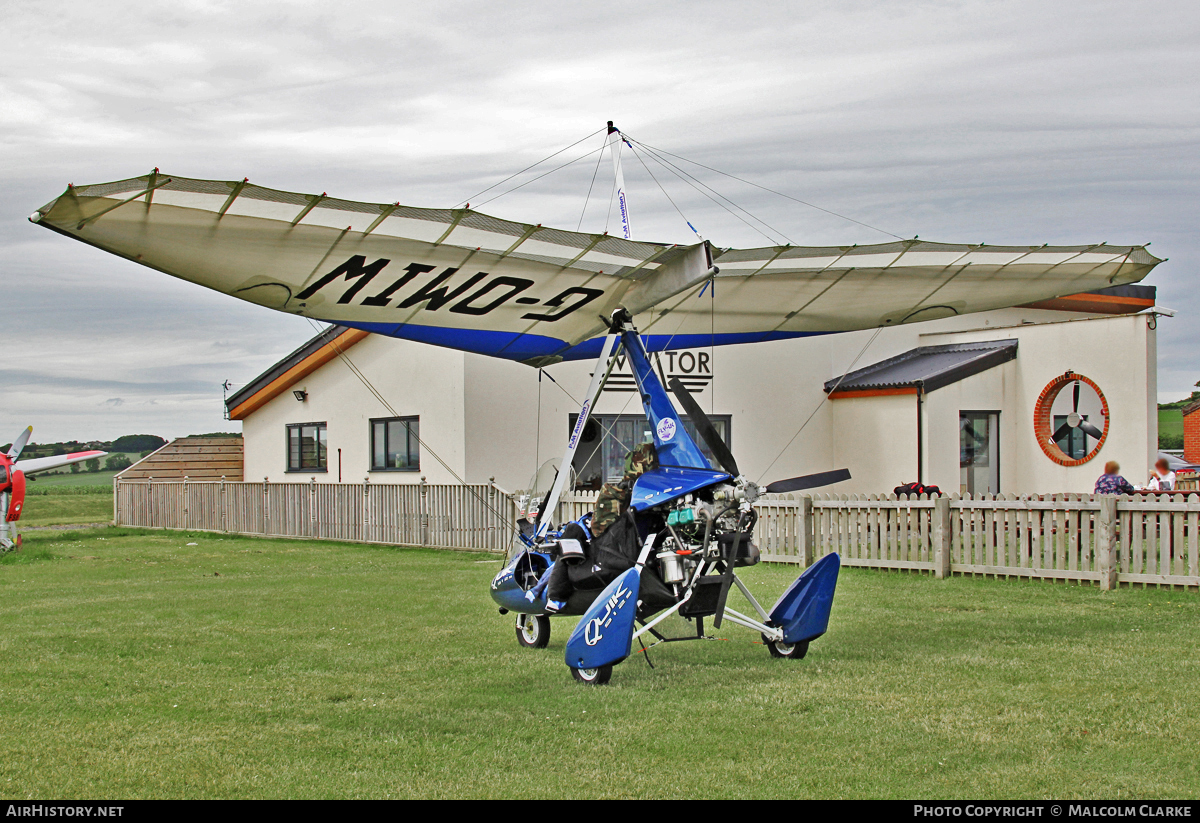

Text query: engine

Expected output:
[654,485,759,597]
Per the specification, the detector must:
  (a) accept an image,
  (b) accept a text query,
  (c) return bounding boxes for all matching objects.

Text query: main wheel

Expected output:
[762,633,809,659]
[570,664,613,685]
[515,613,551,648]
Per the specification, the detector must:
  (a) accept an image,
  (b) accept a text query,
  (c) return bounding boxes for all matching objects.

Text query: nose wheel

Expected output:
[763,633,809,659]
[515,613,551,648]
[570,664,613,685]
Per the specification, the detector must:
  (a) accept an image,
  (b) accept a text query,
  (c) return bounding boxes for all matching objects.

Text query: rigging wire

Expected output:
[627,137,793,245]
[755,325,885,485]
[472,142,608,210]
[623,136,908,241]
[577,140,607,232]
[453,127,604,209]
[534,369,543,481]
[625,141,703,241]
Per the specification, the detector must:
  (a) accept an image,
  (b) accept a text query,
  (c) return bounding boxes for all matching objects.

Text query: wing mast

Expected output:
[607,121,633,241]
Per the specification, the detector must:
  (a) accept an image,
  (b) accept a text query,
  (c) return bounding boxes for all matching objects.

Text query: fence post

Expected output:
[112,477,119,526]
[934,496,951,578]
[263,476,269,535]
[798,496,814,566]
[309,477,316,538]
[1096,495,1118,590]
[489,477,497,552]
[183,476,189,530]
[420,476,430,546]
[363,477,371,542]
[220,477,227,533]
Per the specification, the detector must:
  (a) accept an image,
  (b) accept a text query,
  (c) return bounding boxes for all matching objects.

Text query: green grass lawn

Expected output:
[0,528,1197,799]
[18,491,113,527]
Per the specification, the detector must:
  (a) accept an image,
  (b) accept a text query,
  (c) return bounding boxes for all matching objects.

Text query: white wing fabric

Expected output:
[32,172,1161,366]
[17,451,107,476]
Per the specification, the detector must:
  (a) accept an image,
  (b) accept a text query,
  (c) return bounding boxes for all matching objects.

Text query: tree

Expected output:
[111,434,167,453]
[104,455,133,472]
[70,462,80,474]
[84,458,101,473]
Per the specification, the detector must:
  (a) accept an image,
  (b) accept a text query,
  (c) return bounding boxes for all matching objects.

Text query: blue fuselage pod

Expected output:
[769,552,841,644]
[620,329,712,471]
[630,466,731,512]
[490,549,553,614]
[565,566,641,670]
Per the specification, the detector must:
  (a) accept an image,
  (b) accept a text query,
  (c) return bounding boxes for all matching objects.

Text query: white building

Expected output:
[226,285,1164,496]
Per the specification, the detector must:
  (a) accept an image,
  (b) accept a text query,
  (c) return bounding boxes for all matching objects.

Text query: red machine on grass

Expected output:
[0,427,107,550]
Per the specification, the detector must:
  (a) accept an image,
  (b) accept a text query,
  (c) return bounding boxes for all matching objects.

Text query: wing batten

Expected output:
[31,171,1163,365]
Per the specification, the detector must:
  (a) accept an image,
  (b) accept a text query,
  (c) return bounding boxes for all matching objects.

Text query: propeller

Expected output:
[764,469,853,494]
[667,378,739,477]
[6,427,31,461]
[666,378,849,628]
[667,378,851,493]
[1051,381,1104,444]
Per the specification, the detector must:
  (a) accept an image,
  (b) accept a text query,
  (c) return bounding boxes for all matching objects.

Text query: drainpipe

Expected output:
[916,381,925,484]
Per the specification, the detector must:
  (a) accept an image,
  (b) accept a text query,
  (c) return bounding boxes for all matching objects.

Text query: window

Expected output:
[371,417,420,471]
[287,423,327,472]
[959,411,999,496]
[568,413,732,490]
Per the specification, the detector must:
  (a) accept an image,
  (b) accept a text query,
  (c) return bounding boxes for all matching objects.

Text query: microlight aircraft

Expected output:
[0,427,107,550]
[28,126,1161,681]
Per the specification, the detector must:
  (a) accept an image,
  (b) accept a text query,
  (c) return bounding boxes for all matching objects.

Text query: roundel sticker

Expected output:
[656,418,677,442]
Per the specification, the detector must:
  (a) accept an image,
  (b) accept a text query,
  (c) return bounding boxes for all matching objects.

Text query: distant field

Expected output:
[30,471,118,488]
[28,452,141,488]
[1158,408,1183,439]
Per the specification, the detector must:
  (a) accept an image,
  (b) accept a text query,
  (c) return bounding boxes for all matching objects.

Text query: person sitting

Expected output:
[1094,461,1135,495]
[1147,458,1176,492]
[542,442,657,612]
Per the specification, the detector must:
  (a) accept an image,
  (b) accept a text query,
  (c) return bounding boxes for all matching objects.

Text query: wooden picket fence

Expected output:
[755,492,1200,590]
[115,479,1200,589]
[115,478,517,553]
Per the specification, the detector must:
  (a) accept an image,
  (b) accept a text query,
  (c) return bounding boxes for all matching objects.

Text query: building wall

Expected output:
[242,335,467,483]
[921,362,1015,493]
[238,306,1162,496]
[919,313,1156,494]
[830,392,920,490]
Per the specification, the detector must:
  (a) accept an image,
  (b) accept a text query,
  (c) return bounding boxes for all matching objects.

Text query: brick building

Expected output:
[1184,398,1200,466]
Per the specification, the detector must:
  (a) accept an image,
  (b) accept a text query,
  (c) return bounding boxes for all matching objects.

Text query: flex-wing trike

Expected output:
[490,309,846,684]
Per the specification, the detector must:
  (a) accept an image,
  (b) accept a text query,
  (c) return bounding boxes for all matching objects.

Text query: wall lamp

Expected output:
[293,390,308,402]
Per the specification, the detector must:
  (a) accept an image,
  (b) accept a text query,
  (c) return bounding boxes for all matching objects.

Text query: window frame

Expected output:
[369,416,421,472]
[285,422,328,473]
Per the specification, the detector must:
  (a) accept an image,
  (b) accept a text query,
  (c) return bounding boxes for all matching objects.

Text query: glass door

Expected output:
[960,411,999,496]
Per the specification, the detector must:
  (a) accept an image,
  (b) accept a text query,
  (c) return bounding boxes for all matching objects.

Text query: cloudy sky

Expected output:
[3,0,1197,444]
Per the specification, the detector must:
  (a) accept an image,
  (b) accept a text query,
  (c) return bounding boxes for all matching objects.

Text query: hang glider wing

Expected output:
[16,451,107,476]
[31,172,1161,366]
